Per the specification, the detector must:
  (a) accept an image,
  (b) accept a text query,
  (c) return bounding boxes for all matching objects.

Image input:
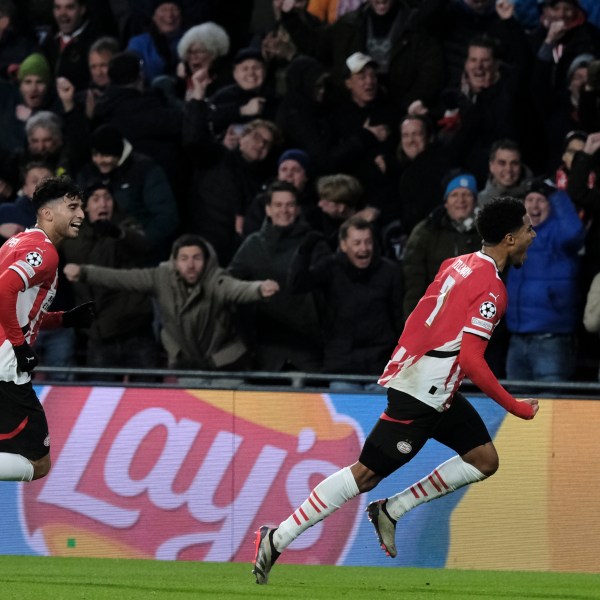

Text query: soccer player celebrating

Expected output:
[253,196,539,584]
[0,176,94,482]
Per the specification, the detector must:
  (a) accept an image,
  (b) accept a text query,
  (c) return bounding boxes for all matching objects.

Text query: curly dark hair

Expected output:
[31,175,83,212]
[475,196,525,245]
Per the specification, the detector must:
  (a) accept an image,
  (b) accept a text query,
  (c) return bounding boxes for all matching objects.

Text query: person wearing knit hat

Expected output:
[443,173,478,199]
[17,53,52,85]
[277,149,311,186]
[402,169,481,316]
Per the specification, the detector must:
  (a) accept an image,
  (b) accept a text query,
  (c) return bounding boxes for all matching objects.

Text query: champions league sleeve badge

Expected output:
[479,300,496,319]
[26,251,43,267]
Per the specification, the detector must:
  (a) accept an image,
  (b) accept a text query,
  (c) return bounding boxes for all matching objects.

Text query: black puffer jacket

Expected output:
[289,250,403,374]
[402,205,481,317]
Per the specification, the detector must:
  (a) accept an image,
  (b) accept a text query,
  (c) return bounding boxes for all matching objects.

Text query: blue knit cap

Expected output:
[277,149,311,174]
[444,173,477,198]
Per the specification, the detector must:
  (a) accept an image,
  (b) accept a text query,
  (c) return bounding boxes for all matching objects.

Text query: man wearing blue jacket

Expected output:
[505,177,585,381]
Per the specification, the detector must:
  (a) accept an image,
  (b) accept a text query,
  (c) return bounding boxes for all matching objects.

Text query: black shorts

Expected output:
[359,388,491,477]
[0,380,50,461]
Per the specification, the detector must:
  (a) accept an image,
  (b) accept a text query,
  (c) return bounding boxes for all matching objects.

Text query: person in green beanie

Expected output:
[0,52,58,154]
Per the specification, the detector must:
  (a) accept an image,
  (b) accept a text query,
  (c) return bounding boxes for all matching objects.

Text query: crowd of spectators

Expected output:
[1,0,600,384]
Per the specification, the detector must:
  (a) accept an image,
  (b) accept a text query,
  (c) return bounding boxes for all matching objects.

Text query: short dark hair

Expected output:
[489,138,521,161]
[475,196,526,245]
[31,175,83,212]
[339,215,372,242]
[266,180,298,204]
[468,34,501,60]
[171,234,209,260]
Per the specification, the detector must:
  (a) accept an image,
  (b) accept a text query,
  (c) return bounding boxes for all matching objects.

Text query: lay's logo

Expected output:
[21,386,363,564]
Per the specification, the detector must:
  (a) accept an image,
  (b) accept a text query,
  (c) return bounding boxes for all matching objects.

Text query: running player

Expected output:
[0,176,94,482]
[252,196,539,584]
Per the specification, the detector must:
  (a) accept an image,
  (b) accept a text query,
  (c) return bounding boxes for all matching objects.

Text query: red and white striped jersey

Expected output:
[378,251,506,411]
[0,228,59,383]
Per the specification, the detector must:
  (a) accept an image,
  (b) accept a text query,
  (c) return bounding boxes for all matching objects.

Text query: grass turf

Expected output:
[0,556,598,600]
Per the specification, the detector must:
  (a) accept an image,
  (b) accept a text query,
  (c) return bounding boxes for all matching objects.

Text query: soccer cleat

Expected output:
[366,499,398,558]
[252,526,280,584]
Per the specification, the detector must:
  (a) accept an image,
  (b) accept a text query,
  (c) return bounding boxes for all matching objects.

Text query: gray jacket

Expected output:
[80,240,264,369]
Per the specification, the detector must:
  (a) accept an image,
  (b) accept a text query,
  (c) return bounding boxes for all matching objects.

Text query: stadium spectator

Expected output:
[478,139,532,206]
[275,54,372,176]
[243,148,317,236]
[153,21,231,108]
[22,110,90,177]
[279,0,445,112]
[402,171,481,317]
[432,34,535,182]
[532,46,596,169]
[554,129,587,188]
[0,53,58,155]
[327,52,398,212]
[183,68,280,265]
[0,162,52,244]
[229,181,329,371]
[40,0,100,91]
[288,215,403,384]
[505,177,585,382]
[77,124,179,264]
[424,0,532,87]
[532,0,600,93]
[565,130,600,286]
[64,234,280,371]
[72,36,120,119]
[208,46,279,136]
[126,0,185,84]
[0,0,36,80]
[310,172,366,250]
[92,51,184,184]
[61,182,159,375]
[392,114,451,237]
[252,196,538,585]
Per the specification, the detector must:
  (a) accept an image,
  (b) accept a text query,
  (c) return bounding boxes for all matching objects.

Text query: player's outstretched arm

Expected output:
[459,333,538,420]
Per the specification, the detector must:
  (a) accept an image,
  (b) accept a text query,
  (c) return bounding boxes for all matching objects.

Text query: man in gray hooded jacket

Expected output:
[64,233,279,370]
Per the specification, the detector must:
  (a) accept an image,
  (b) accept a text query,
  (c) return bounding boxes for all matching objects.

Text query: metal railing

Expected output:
[33,365,600,397]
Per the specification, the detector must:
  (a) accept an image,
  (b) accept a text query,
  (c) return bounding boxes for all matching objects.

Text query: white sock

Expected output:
[385,455,485,521]
[0,453,34,481]
[273,466,360,551]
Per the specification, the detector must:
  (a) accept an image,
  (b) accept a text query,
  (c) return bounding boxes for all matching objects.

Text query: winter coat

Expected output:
[229,217,330,370]
[506,190,585,334]
[61,214,153,341]
[79,240,266,369]
[275,55,369,175]
[182,99,275,265]
[40,19,100,90]
[289,249,403,374]
[402,205,481,316]
[281,2,445,111]
[127,29,182,83]
[92,84,182,180]
[77,143,178,263]
[477,166,533,207]
[208,82,279,135]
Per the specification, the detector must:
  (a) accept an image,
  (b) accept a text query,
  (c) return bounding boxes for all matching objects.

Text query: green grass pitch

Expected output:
[0,556,598,600]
